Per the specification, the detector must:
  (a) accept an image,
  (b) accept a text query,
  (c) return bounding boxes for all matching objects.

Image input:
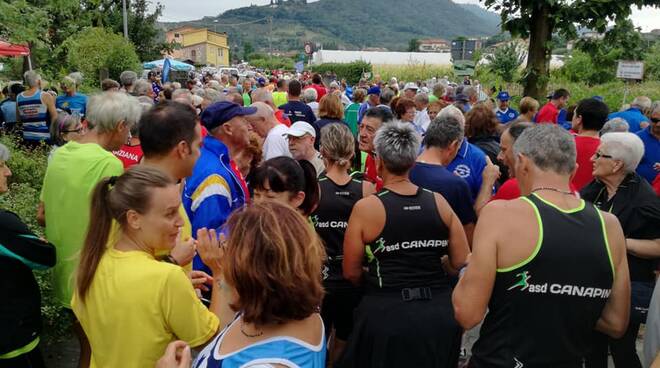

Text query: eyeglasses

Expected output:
[62,128,83,134]
[651,118,660,123]
[594,152,614,159]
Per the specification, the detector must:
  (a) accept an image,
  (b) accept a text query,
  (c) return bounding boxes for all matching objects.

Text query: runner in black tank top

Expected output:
[312,174,364,343]
[470,194,614,368]
[453,125,629,368]
[338,122,469,368]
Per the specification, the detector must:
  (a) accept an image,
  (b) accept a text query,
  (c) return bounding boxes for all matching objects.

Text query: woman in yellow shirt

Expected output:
[72,166,224,368]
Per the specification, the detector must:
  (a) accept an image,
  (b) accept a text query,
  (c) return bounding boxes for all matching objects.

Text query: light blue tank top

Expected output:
[193,314,326,368]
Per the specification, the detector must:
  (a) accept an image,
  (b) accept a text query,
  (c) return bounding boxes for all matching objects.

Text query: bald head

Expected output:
[249,101,278,137]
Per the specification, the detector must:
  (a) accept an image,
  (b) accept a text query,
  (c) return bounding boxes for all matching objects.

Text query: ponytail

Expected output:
[297,160,319,216]
[75,166,174,302]
[76,176,115,301]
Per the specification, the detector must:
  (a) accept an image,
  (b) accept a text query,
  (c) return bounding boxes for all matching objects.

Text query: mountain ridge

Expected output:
[162,0,500,52]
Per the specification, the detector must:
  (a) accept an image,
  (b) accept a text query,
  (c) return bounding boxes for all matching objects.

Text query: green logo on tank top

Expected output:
[508,271,531,291]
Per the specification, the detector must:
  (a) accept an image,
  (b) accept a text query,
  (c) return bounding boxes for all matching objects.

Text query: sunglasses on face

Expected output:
[594,152,613,159]
[651,117,660,123]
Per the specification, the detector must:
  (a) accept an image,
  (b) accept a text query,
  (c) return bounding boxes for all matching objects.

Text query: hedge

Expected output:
[311,61,372,85]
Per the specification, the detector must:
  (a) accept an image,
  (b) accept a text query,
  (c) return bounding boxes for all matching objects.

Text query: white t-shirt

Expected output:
[263,123,291,160]
[414,108,431,132]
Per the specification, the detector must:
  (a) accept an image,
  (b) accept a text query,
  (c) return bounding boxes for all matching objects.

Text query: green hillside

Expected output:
[162,0,500,52]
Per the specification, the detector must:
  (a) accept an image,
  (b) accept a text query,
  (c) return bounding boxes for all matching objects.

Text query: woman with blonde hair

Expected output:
[193,201,327,367]
[311,123,375,363]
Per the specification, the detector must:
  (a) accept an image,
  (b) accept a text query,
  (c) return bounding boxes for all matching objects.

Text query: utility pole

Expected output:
[122,0,129,39]
[268,16,273,58]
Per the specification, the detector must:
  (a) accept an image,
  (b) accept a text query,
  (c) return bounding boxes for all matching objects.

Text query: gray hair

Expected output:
[68,72,83,87]
[374,121,421,175]
[600,132,645,173]
[463,86,477,98]
[134,79,151,96]
[302,88,317,103]
[423,115,464,149]
[513,124,576,175]
[379,88,395,105]
[250,101,275,119]
[414,93,429,105]
[171,88,193,105]
[0,143,10,162]
[86,92,142,133]
[438,105,465,127]
[631,96,652,111]
[600,118,629,136]
[120,71,137,87]
[203,88,223,103]
[251,88,274,104]
[23,71,41,88]
[652,100,660,115]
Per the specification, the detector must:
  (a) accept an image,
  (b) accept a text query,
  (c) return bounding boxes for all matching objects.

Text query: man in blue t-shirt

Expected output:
[636,106,660,183]
[358,86,381,124]
[495,91,519,124]
[410,114,477,243]
[56,76,88,116]
[608,96,652,133]
[279,79,316,125]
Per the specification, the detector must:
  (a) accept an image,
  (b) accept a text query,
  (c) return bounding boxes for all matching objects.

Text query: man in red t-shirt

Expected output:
[571,98,609,190]
[358,107,393,190]
[310,73,327,102]
[536,88,570,124]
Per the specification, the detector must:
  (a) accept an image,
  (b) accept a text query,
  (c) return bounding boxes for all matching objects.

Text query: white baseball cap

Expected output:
[284,121,316,138]
[404,82,419,91]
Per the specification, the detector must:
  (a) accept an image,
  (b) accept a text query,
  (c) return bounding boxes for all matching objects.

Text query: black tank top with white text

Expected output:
[365,187,450,292]
[470,194,615,368]
[311,175,363,287]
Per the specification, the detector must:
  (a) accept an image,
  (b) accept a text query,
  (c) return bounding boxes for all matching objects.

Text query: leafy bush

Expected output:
[313,61,372,85]
[485,42,526,83]
[558,50,598,84]
[0,134,72,343]
[60,27,141,84]
[644,43,660,81]
[250,57,295,70]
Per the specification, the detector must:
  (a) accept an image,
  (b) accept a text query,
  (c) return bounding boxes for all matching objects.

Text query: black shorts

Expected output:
[321,286,362,341]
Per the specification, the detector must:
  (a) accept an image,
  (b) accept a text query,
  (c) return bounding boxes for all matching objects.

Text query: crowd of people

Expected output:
[0,67,659,368]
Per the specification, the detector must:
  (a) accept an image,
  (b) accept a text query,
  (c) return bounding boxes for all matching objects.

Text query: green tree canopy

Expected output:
[62,27,140,84]
[485,41,526,83]
[482,0,660,99]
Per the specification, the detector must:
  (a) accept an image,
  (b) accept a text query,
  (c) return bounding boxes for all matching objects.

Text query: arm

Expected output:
[36,201,46,227]
[42,92,58,123]
[0,210,56,270]
[362,180,376,197]
[196,229,235,329]
[474,156,500,216]
[434,193,469,270]
[343,199,369,285]
[452,203,500,329]
[625,238,660,259]
[595,212,630,338]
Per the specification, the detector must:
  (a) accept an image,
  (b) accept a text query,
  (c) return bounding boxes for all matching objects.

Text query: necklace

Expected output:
[531,187,573,196]
[240,321,264,338]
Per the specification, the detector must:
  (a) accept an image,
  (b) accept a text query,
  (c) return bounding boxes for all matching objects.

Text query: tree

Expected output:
[482,0,660,100]
[485,41,526,84]
[0,0,50,45]
[243,42,254,61]
[106,0,169,61]
[408,38,419,52]
[644,42,660,80]
[62,27,141,84]
[570,19,647,84]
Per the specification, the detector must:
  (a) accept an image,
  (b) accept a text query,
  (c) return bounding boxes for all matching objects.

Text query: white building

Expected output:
[312,50,453,66]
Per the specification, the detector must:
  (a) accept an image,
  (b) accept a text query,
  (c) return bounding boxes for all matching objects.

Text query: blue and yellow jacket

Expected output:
[183,136,246,270]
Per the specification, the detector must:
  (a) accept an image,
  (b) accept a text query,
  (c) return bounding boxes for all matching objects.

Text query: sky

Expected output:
[156,0,660,32]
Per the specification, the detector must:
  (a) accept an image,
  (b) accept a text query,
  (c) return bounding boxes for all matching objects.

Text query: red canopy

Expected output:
[0,40,30,57]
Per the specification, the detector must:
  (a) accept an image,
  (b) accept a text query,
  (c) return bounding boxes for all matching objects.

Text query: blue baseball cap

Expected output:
[257,77,267,86]
[200,101,257,131]
[497,91,511,101]
[367,86,381,96]
[592,95,604,102]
